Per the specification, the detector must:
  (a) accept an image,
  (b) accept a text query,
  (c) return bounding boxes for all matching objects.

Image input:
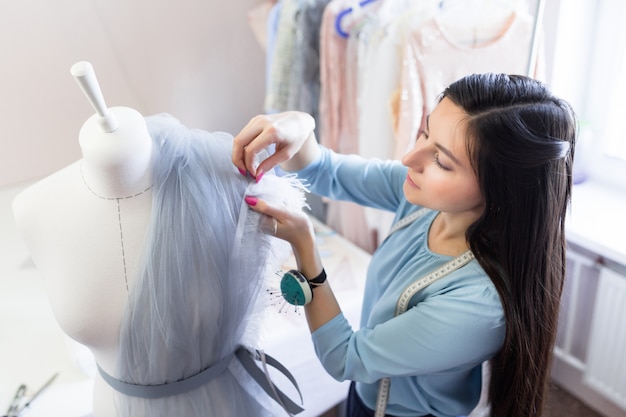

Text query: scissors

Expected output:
[3,373,58,417]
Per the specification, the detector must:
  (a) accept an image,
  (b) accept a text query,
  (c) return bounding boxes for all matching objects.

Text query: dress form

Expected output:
[12,61,153,417]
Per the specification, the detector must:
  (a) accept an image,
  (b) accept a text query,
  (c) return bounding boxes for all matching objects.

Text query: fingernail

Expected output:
[238,167,248,176]
[244,196,258,206]
[255,170,264,183]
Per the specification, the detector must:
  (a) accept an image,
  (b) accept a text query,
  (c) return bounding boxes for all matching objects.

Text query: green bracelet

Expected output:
[281,269,327,306]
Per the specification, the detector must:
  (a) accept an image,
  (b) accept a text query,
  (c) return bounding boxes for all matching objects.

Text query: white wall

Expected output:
[0,0,267,188]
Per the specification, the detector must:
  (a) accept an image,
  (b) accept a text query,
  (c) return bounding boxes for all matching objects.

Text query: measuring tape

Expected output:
[373,209,475,417]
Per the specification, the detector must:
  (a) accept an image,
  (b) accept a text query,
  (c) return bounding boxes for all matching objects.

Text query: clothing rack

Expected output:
[334,0,545,77]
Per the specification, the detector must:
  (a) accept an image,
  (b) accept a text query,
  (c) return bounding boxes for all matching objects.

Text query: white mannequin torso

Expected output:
[12,106,154,417]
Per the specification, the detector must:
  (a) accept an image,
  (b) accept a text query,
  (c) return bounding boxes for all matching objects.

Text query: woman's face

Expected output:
[401,97,485,216]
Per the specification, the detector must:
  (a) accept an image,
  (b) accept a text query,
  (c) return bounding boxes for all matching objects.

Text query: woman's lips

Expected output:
[405,174,420,189]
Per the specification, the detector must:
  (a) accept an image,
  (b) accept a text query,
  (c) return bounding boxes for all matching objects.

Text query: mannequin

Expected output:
[12,62,154,417]
[13,62,305,416]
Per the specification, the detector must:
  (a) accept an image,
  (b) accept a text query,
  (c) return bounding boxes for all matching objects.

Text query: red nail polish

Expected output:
[255,170,264,183]
[244,196,258,206]
[238,167,248,176]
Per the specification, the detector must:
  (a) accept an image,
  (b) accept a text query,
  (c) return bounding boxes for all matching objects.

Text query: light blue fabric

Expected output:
[114,114,307,417]
[297,147,505,417]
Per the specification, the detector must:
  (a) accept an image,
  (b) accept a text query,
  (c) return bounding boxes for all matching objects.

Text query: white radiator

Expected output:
[584,266,626,411]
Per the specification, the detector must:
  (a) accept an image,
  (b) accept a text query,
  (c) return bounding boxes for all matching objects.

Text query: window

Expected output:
[548,0,626,191]
[605,50,626,161]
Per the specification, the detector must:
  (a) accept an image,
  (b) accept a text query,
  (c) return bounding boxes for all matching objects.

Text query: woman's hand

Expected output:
[244,196,341,333]
[232,111,318,179]
[244,195,321,280]
[244,195,314,252]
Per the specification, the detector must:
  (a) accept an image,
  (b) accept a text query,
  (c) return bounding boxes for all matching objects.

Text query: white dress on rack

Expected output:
[395,10,544,156]
[355,1,438,246]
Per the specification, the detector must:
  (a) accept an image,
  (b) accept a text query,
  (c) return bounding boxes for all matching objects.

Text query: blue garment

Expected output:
[297,147,505,417]
[114,114,308,417]
[265,1,280,105]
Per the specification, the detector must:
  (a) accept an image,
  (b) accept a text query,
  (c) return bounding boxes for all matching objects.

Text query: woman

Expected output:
[233,73,576,417]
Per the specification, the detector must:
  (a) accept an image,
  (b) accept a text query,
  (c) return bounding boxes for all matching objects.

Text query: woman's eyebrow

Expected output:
[436,143,462,166]
[428,113,463,166]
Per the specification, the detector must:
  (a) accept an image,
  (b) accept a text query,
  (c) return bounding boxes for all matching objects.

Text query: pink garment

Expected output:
[319,0,359,154]
[395,12,542,158]
[318,0,376,253]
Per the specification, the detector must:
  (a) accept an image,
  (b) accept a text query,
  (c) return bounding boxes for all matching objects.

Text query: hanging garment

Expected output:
[111,114,307,417]
[265,0,300,113]
[356,0,439,161]
[395,10,541,156]
[355,1,438,246]
[287,0,333,123]
[318,0,378,253]
[265,1,282,96]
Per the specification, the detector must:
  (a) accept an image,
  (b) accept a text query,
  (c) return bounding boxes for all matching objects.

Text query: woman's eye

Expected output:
[434,154,451,171]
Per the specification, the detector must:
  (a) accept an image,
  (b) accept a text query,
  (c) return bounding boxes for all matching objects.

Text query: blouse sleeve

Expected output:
[310,273,505,383]
[295,146,408,213]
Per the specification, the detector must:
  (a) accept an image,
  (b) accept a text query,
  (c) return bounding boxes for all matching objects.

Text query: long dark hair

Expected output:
[442,73,577,417]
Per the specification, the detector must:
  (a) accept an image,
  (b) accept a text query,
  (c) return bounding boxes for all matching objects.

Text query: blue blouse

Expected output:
[296,147,505,417]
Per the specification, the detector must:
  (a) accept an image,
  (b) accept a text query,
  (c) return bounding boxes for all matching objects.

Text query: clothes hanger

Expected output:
[335,0,378,38]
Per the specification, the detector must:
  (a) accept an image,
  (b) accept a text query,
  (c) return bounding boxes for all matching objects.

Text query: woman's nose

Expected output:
[402,143,425,172]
